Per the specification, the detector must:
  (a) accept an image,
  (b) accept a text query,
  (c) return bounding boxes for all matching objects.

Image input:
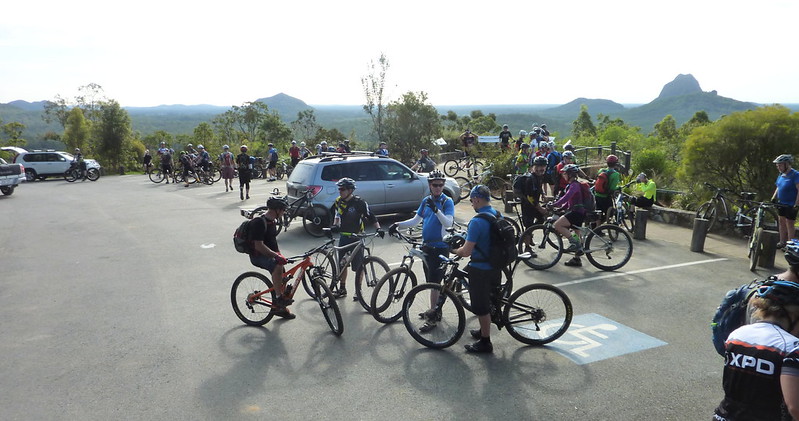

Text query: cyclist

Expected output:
[178,151,193,188]
[459,129,477,156]
[289,140,300,168]
[452,185,501,354]
[331,178,384,300]
[157,142,173,184]
[299,142,311,159]
[389,170,454,331]
[220,145,235,192]
[376,142,389,157]
[410,149,437,173]
[594,155,621,223]
[545,141,561,195]
[771,154,799,249]
[196,145,211,174]
[342,139,352,153]
[713,274,799,420]
[540,123,550,137]
[549,164,587,267]
[247,197,294,319]
[555,151,588,197]
[515,143,531,174]
[266,143,278,181]
[498,124,513,151]
[629,172,657,210]
[237,145,251,200]
[143,149,152,173]
[515,130,527,152]
[519,156,549,228]
[73,148,87,180]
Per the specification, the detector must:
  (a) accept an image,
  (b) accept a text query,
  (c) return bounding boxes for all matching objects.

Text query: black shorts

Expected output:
[778,205,799,220]
[565,210,585,227]
[466,265,502,317]
[630,196,654,209]
[595,195,612,214]
[422,245,449,284]
[238,168,251,184]
[268,160,277,169]
[339,235,364,272]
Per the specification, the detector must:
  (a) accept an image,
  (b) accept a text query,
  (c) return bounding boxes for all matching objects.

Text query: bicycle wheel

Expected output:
[742,207,779,235]
[276,165,285,180]
[86,168,100,181]
[443,159,461,177]
[603,207,621,240]
[212,167,222,183]
[312,276,343,336]
[695,201,717,233]
[584,225,633,271]
[623,205,636,233]
[454,176,472,200]
[371,267,417,324]
[252,164,264,179]
[504,283,573,345]
[451,274,472,314]
[149,170,165,183]
[64,169,77,182]
[302,249,337,299]
[355,256,391,312]
[402,283,465,349]
[486,176,508,201]
[749,227,762,272]
[469,160,485,177]
[230,271,276,326]
[517,224,563,270]
[303,205,330,238]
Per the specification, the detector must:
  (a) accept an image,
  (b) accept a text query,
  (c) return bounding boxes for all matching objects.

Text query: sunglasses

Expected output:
[430,183,444,188]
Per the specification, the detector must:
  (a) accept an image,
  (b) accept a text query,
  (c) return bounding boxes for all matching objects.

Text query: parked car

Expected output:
[285,152,461,216]
[0,157,25,195]
[1,147,102,181]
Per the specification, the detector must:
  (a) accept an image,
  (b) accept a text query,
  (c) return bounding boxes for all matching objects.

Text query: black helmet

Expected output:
[532,156,548,166]
[336,177,357,190]
[444,232,466,249]
[266,197,288,211]
[428,169,446,181]
[755,278,799,306]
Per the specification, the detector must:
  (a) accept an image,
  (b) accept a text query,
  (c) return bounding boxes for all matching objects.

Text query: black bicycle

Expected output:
[243,188,330,237]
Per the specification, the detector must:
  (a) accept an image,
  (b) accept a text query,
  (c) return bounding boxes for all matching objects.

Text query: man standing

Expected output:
[498,124,513,152]
[772,154,799,249]
[157,141,173,184]
[247,197,294,319]
[237,145,251,200]
[520,156,549,228]
[389,170,454,332]
[453,185,502,354]
[410,149,437,173]
[220,145,235,192]
[459,129,477,156]
[594,155,621,223]
[266,143,278,182]
[376,142,389,157]
[288,140,300,168]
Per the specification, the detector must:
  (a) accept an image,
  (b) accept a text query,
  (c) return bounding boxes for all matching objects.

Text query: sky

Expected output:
[1,0,797,108]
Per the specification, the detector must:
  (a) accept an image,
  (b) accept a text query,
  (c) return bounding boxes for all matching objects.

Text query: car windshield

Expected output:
[287,162,315,184]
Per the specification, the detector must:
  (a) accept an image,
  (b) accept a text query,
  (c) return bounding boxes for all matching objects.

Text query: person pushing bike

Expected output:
[247,197,294,319]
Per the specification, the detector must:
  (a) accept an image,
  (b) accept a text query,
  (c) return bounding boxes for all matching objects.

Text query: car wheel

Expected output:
[25,169,36,182]
[0,186,14,195]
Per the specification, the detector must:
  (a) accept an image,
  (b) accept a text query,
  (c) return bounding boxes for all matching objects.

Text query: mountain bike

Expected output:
[63,162,100,182]
[695,182,776,235]
[230,243,343,335]
[401,253,573,349]
[242,187,330,237]
[148,166,174,184]
[748,201,789,271]
[443,150,484,178]
[605,181,636,235]
[452,163,509,201]
[300,230,390,313]
[370,228,467,324]
[517,209,634,271]
[275,159,293,180]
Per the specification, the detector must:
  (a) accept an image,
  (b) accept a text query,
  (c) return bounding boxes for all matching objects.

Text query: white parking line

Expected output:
[553,258,728,288]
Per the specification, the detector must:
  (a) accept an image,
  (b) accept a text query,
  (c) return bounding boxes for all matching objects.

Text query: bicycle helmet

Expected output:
[197,144,204,149]
[755,279,799,306]
[336,177,357,190]
[300,142,306,147]
[74,148,80,153]
[240,145,248,151]
[533,127,541,134]
[562,151,575,159]
[223,145,229,150]
[539,142,549,149]
[268,143,273,147]
[532,156,548,166]
[636,172,647,182]
[344,139,350,143]
[519,130,528,137]
[444,232,466,249]
[774,154,794,164]
[521,143,530,150]
[160,141,166,146]
[502,124,509,129]
[428,169,446,181]
[187,143,193,148]
[606,154,619,164]
[541,124,547,129]
[469,185,491,201]
[291,140,296,144]
[321,140,328,145]
[563,143,575,151]
[420,149,429,154]
[785,240,799,266]
[548,141,557,150]
[562,164,580,174]
[266,196,289,211]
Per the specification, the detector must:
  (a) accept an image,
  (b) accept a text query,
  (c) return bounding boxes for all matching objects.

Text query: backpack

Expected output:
[233,218,256,253]
[595,168,615,195]
[579,181,596,212]
[475,212,518,269]
[222,152,233,167]
[512,173,530,196]
[710,277,770,356]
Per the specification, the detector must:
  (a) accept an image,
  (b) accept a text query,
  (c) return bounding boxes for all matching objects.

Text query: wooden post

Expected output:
[633,209,648,240]
[759,230,780,269]
[691,218,710,252]
[504,191,514,214]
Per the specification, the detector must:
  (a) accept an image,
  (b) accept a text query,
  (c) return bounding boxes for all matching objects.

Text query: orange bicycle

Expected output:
[231,243,343,335]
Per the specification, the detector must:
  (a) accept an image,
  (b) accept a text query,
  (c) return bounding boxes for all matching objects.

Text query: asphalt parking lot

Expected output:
[0,175,776,420]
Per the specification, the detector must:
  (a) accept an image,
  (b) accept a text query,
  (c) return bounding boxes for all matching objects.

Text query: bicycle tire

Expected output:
[148,170,165,183]
[355,256,391,312]
[445,159,464,177]
[64,169,77,182]
[695,201,717,233]
[454,176,472,200]
[742,206,779,235]
[86,168,100,181]
[623,204,635,233]
[212,167,222,183]
[276,165,285,180]
[302,249,337,299]
[469,160,485,177]
[312,276,343,336]
[451,274,473,314]
[303,205,329,238]
[584,225,633,271]
[230,271,276,326]
[402,283,465,349]
[749,227,762,272]
[504,283,573,345]
[517,224,563,270]
[371,267,417,324]
[486,176,507,201]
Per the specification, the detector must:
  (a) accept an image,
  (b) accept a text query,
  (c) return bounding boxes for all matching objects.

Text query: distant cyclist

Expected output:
[376,142,389,157]
[772,154,799,249]
[73,148,87,181]
[498,124,513,151]
[411,149,437,173]
[220,145,235,192]
[157,142,173,184]
[247,197,294,319]
[289,140,300,167]
[266,143,278,182]
[237,145,251,200]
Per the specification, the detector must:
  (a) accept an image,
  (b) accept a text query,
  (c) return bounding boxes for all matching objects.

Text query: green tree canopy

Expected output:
[93,100,132,170]
[384,91,442,165]
[62,107,90,152]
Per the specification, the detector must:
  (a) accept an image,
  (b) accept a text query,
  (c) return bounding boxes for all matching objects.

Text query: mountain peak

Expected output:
[657,74,703,99]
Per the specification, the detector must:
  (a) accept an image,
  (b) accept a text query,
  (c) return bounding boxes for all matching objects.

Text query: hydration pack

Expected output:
[475,212,518,269]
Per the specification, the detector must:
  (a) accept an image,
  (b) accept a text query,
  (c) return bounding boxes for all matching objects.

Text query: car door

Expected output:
[376,161,425,213]
[51,153,71,174]
[346,162,385,214]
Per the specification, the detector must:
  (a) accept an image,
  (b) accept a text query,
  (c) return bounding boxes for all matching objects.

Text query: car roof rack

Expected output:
[314,150,391,162]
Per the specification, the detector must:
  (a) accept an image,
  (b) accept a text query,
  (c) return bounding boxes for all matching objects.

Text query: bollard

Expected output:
[633,209,648,240]
[504,190,515,214]
[691,218,710,252]
[758,230,780,269]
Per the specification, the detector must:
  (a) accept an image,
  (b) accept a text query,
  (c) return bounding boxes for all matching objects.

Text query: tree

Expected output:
[42,94,70,129]
[571,105,597,138]
[62,107,91,152]
[384,91,442,165]
[143,130,174,149]
[192,122,216,150]
[652,115,681,161]
[2,122,26,147]
[291,109,320,141]
[681,105,799,200]
[93,100,133,170]
[361,53,390,144]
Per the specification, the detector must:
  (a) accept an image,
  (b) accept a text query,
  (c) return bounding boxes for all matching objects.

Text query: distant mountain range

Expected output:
[1,74,793,147]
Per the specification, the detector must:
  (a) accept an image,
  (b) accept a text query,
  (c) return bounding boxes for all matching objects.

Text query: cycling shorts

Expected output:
[466,265,501,316]
[564,210,585,227]
[778,205,799,220]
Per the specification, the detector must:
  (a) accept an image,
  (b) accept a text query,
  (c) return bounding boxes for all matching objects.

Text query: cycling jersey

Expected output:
[499,130,512,144]
[553,181,586,214]
[414,156,436,172]
[416,194,454,248]
[249,216,279,256]
[776,169,799,206]
[199,151,210,163]
[637,179,657,201]
[715,322,799,421]
[268,147,278,162]
[334,196,376,235]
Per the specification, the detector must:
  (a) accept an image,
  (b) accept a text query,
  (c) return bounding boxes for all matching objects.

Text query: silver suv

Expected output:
[2,147,102,181]
[286,153,461,216]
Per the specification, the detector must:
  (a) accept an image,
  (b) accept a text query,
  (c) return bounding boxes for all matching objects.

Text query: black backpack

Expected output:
[475,212,518,269]
[233,218,255,253]
[710,277,770,356]
[512,174,530,196]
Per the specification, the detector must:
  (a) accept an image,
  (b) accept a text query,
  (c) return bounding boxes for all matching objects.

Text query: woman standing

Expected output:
[771,154,799,249]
